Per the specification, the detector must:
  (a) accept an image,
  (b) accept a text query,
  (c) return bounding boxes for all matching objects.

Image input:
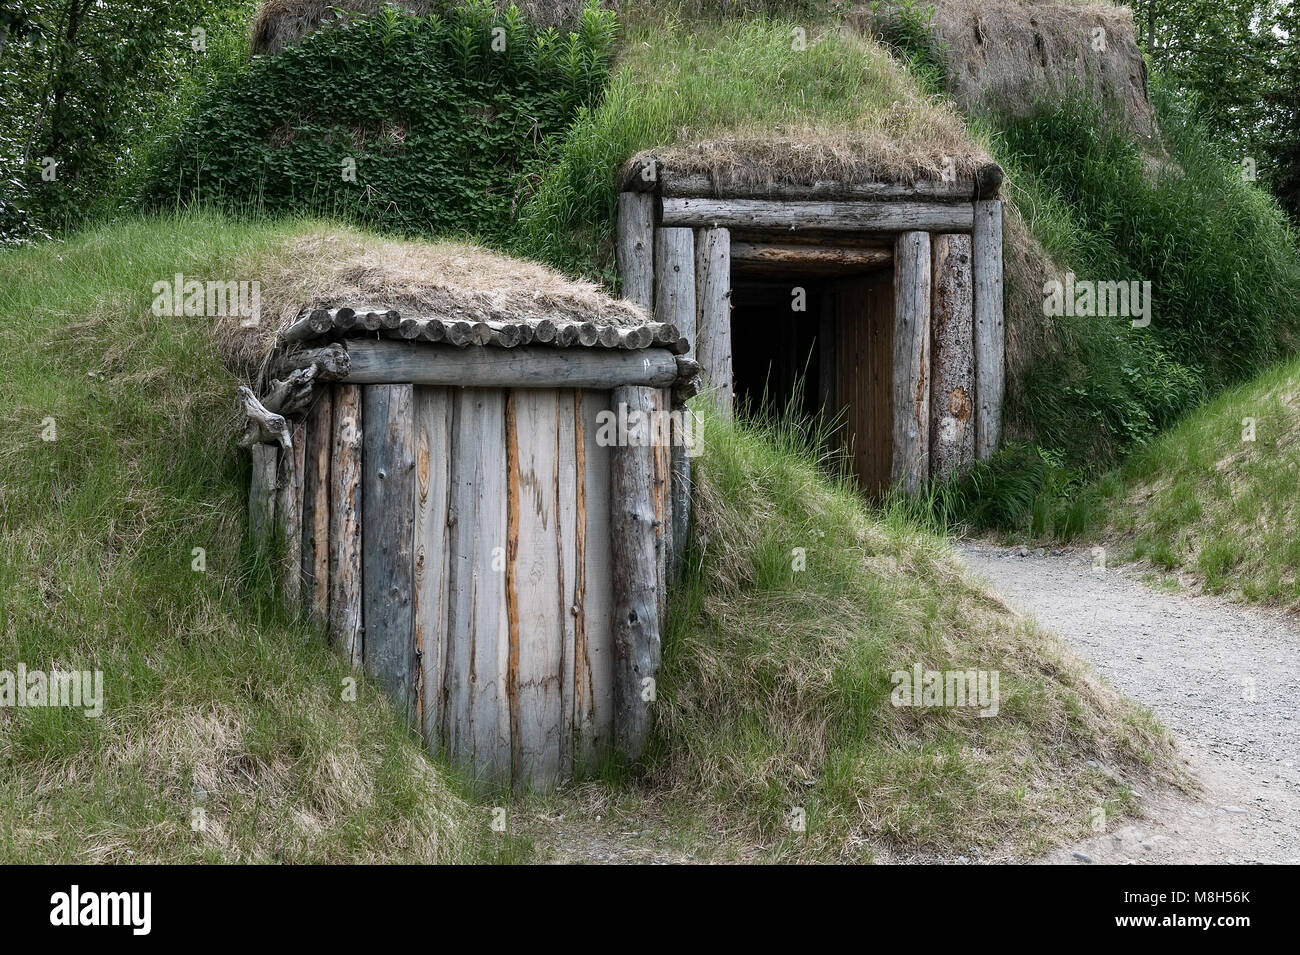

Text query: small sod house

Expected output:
[240,245,699,790]
[618,149,1006,495]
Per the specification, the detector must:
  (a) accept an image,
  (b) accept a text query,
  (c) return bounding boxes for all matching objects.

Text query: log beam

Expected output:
[930,234,975,478]
[973,199,1005,461]
[661,197,975,233]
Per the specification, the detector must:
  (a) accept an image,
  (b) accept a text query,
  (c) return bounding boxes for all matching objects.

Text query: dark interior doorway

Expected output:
[729,266,895,496]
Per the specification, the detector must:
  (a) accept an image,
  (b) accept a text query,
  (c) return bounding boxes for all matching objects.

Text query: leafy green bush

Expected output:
[997,89,1300,426]
[146,1,617,242]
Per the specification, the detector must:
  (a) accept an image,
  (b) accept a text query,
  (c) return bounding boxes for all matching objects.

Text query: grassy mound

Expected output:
[645,410,1180,862]
[0,212,520,862]
[516,15,987,279]
[1079,356,1300,609]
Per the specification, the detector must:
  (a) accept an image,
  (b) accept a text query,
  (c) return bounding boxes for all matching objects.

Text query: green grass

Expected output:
[1081,355,1300,608]
[515,14,981,280]
[0,211,528,862]
[639,405,1180,862]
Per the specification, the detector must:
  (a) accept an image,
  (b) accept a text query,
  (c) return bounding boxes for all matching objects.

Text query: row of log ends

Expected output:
[279,307,690,355]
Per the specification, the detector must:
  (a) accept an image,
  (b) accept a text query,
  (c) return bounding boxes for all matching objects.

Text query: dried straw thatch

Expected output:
[851,0,1159,143]
[222,229,647,373]
[250,0,612,55]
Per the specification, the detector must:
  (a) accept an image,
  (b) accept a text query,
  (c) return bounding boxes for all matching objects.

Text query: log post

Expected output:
[617,192,655,310]
[694,226,732,416]
[930,233,975,478]
[973,199,1005,460]
[329,383,363,668]
[362,384,417,725]
[301,389,332,623]
[655,226,697,577]
[892,230,931,493]
[278,420,306,605]
[249,444,278,549]
[609,385,662,761]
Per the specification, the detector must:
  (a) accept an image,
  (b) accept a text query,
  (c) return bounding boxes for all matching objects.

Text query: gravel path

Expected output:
[960,542,1300,864]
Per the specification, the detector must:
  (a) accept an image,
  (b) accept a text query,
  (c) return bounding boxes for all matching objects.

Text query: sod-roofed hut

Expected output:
[240,244,699,789]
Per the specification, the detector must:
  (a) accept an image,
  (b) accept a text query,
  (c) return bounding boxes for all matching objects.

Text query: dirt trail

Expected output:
[960,542,1300,864]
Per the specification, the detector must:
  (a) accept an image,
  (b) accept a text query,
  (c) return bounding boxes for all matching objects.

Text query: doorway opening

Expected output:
[728,258,895,496]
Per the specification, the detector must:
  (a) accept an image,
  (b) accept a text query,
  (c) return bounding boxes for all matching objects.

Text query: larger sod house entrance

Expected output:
[616,154,1008,497]
[730,246,896,495]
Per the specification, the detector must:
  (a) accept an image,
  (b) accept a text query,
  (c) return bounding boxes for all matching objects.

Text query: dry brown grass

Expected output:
[219,227,648,376]
[851,1,1159,145]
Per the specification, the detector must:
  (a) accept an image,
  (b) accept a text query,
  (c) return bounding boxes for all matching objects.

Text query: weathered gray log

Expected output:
[444,390,511,779]
[619,154,662,192]
[413,388,453,757]
[444,321,473,346]
[609,385,662,760]
[417,318,447,343]
[730,241,892,270]
[662,197,975,233]
[277,343,350,381]
[300,389,332,623]
[532,319,557,343]
[278,420,306,606]
[892,231,932,494]
[555,323,581,347]
[669,401,692,581]
[596,324,621,349]
[694,226,733,415]
[616,325,653,350]
[649,322,681,346]
[658,172,990,202]
[975,163,1005,200]
[248,443,278,549]
[930,234,975,479]
[576,322,600,347]
[279,308,334,344]
[237,386,292,450]
[329,384,363,668]
[341,340,680,388]
[654,228,697,362]
[617,192,655,309]
[973,199,1005,461]
[362,384,416,725]
[260,365,318,418]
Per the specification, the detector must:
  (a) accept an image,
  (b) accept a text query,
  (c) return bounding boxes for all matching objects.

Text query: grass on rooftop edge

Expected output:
[0,211,526,863]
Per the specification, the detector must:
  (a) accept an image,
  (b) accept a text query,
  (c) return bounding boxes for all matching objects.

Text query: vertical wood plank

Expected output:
[445,389,511,781]
[654,227,696,358]
[278,421,306,607]
[695,226,733,415]
[329,383,363,668]
[892,230,931,494]
[301,389,332,623]
[609,384,662,761]
[249,443,277,549]
[414,387,453,748]
[507,389,566,788]
[362,385,416,724]
[930,233,975,478]
[973,199,1005,460]
[577,390,615,765]
[617,192,655,310]
[556,390,580,779]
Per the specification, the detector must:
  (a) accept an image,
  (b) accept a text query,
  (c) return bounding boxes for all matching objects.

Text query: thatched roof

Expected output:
[250,0,613,55]
[852,1,1159,143]
[221,230,652,376]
